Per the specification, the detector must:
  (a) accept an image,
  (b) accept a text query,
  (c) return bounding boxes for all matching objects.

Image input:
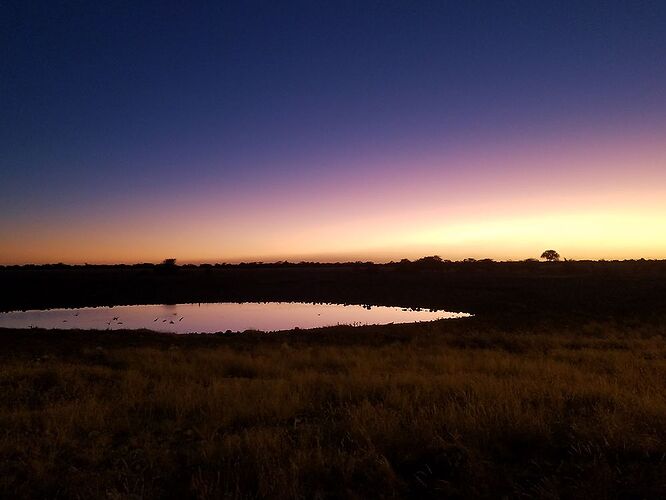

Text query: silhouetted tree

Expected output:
[540,250,560,262]
[415,255,443,264]
[155,258,178,274]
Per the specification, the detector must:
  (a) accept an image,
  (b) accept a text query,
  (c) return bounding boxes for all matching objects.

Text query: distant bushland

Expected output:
[2,259,666,323]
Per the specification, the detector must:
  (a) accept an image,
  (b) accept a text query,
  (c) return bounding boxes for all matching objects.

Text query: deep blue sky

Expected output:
[2,1,666,262]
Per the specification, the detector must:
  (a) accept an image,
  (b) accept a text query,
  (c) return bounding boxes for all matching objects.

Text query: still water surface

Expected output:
[0,302,470,334]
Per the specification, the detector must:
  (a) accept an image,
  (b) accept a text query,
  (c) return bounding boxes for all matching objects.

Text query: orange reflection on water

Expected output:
[0,302,471,334]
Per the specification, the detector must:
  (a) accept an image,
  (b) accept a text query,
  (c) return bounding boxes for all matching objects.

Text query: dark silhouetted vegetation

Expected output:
[541,249,561,262]
[3,259,666,324]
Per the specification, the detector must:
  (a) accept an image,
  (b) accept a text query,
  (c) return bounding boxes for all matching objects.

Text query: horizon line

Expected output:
[3,256,666,267]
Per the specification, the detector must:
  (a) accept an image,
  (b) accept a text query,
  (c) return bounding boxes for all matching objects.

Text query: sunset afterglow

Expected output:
[2,2,665,264]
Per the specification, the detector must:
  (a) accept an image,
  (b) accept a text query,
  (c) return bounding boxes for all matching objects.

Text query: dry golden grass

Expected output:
[1,319,665,498]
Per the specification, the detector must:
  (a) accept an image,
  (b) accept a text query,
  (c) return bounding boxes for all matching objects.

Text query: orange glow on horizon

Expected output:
[2,128,665,265]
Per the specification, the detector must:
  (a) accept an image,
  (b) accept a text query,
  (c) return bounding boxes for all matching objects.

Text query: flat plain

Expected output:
[1,261,665,498]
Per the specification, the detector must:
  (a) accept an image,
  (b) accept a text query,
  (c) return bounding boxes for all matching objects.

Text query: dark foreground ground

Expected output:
[1,319,665,499]
[1,261,666,498]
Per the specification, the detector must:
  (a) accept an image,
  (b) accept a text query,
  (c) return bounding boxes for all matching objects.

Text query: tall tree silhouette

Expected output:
[540,250,561,262]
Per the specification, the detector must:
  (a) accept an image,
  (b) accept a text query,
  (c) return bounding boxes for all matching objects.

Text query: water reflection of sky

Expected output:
[0,302,471,334]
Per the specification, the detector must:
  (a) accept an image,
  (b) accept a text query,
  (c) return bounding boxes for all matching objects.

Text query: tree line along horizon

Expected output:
[15,250,634,268]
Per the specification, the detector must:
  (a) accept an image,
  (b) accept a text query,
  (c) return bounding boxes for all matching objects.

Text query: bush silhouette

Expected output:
[541,250,560,262]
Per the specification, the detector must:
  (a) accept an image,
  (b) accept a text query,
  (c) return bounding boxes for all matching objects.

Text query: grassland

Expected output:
[1,317,665,499]
[1,262,665,498]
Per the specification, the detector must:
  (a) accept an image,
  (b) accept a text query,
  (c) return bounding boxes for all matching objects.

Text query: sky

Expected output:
[1,0,665,264]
